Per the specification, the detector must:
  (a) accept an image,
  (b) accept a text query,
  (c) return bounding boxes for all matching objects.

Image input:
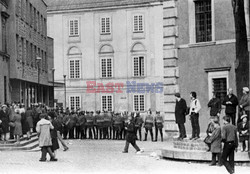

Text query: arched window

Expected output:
[99,44,114,78]
[68,46,82,79]
[131,42,146,77]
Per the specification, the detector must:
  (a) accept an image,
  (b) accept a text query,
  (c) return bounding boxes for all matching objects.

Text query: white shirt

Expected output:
[189,99,201,114]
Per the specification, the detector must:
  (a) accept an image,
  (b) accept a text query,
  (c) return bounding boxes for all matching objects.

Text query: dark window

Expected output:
[195,0,212,42]
[213,78,227,102]
[1,17,7,52]
[4,76,7,103]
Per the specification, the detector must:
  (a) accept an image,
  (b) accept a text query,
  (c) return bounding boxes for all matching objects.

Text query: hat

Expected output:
[175,93,181,98]
[1,104,7,108]
[241,114,248,120]
[243,87,249,92]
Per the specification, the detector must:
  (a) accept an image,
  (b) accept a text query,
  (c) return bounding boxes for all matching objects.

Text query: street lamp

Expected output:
[51,68,55,108]
[36,56,42,103]
[63,75,66,109]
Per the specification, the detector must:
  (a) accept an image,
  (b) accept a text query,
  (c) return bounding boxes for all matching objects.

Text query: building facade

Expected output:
[46,0,249,133]
[46,0,176,115]
[176,0,250,132]
[0,0,54,107]
[0,0,10,105]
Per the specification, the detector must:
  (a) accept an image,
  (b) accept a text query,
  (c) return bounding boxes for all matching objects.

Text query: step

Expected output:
[0,133,38,145]
[0,136,38,148]
[0,139,39,151]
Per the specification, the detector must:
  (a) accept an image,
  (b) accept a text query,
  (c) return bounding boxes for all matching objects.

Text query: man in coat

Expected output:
[174,93,187,140]
[222,88,238,125]
[36,113,57,162]
[122,115,144,154]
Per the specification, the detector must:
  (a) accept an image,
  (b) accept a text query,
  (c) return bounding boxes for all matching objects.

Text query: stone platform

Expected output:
[161,136,250,163]
[0,133,38,151]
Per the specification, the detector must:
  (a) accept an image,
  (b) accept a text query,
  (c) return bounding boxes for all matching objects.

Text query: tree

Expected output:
[232,0,250,155]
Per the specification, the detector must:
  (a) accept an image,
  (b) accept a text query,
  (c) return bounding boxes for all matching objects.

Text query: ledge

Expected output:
[204,67,231,73]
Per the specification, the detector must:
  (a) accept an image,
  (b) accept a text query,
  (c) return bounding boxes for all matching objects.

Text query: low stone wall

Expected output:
[173,137,208,151]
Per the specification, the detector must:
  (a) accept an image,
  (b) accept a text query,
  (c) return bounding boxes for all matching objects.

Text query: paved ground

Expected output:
[0,139,249,174]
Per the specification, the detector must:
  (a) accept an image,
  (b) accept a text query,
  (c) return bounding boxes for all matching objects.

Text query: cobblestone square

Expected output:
[0,140,249,174]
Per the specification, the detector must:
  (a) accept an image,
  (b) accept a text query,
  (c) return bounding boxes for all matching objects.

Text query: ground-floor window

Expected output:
[69,96,81,111]
[208,70,229,102]
[133,94,145,112]
[101,95,113,111]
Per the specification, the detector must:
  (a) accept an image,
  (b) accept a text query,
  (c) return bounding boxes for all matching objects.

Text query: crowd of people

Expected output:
[174,87,249,174]
[0,102,166,161]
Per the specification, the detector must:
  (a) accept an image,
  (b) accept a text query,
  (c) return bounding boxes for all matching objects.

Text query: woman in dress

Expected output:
[13,109,22,144]
[25,107,34,134]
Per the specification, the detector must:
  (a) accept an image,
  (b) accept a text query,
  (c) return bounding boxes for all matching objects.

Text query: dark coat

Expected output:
[210,126,222,153]
[21,112,30,134]
[126,121,136,143]
[175,98,187,124]
[0,110,9,133]
[222,94,238,114]
[207,98,221,116]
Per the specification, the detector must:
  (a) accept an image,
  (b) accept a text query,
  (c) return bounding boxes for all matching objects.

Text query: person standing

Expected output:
[174,93,187,140]
[154,111,164,142]
[122,115,143,154]
[221,116,238,174]
[134,112,143,141]
[222,88,238,125]
[0,104,10,142]
[36,113,57,162]
[209,117,222,166]
[188,91,201,140]
[13,109,22,144]
[239,87,250,119]
[208,92,221,117]
[143,110,154,141]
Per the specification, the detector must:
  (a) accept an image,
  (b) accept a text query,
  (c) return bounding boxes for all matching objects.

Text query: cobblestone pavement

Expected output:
[0,140,249,174]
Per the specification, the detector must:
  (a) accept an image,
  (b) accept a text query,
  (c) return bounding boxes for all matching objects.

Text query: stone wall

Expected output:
[162,0,179,133]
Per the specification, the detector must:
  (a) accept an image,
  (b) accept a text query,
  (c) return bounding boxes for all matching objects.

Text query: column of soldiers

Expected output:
[50,109,164,142]
[0,102,165,142]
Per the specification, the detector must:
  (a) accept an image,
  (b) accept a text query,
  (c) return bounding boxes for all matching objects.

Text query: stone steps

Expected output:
[0,133,39,151]
[161,137,250,163]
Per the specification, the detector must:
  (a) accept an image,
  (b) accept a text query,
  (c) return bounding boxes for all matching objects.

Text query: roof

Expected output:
[44,0,164,11]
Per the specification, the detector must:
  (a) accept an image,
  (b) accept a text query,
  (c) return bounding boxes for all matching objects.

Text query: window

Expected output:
[69,59,80,79]
[69,96,80,111]
[133,15,144,32]
[207,70,229,102]
[101,17,111,34]
[212,78,227,102]
[101,95,113,112]
[69,19,79,36]
[1,17,7,52]
[101,58,112,78]
[4,76,7,103]
[134,95,145,111]
[133,56,145,77]
[195,0,212,42]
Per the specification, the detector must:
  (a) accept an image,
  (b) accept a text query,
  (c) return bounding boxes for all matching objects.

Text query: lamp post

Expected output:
[63,75,66,109]
[51,68,55,108]
[36,56,42,103]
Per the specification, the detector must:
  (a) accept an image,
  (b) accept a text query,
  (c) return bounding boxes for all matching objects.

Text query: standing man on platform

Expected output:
[174,93,187,140]
[221,116,238,174]
[188,91,201,140]
[222,88,238,125]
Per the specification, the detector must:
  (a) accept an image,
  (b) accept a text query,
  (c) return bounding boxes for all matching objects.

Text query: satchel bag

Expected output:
[8,122,16,127]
